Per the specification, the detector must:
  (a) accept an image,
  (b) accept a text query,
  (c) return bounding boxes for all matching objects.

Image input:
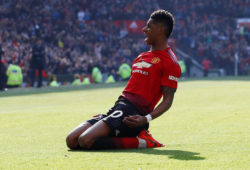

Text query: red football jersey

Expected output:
[122,47,181,114]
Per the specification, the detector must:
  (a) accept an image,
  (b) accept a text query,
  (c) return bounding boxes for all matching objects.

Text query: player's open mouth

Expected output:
[144,34,149,42]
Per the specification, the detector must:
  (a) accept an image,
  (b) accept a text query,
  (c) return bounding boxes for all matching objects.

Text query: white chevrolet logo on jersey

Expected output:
[133,61,152,69]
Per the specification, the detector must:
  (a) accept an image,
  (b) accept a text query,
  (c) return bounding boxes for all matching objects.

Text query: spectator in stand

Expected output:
[72,74,82,86]
[0,44,7,91]
[202,57,211,77]
[0,0,249,82]
[6,60,23,88]
[30,38,46,88]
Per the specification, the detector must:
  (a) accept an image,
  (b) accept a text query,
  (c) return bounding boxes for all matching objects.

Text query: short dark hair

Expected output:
[150,10,175,38]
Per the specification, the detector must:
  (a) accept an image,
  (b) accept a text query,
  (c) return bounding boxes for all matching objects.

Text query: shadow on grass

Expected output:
[69,148,205,161]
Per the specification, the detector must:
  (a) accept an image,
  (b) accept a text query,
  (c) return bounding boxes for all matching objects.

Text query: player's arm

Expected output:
[149,86,176,119]
[123,86,176,128]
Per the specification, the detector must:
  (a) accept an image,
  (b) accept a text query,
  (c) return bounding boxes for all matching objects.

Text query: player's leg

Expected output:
[66,122,92,150]
[66,114,107,150]
[87,98,164,150]
[91,99,144,150]
[78,99,145,150]
[76,120,153,150]
[89,130,164,150]
[78,120,111,149]
[71,98,164,150]
[75,101,141,150]
[74,119,163,150]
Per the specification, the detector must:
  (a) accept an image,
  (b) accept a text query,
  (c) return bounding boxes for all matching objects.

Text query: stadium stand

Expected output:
[0,0,249,85]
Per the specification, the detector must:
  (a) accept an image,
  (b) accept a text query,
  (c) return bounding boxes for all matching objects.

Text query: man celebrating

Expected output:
[66,10,181,150]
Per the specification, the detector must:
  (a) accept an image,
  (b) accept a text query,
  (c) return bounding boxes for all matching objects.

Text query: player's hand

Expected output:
[123,115,147,128]
[92,114,102,118]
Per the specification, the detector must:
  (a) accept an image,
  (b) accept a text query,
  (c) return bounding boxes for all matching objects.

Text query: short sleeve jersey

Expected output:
[122,47,181,114]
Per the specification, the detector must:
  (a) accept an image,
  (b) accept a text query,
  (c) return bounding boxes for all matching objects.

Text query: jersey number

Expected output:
[109,110,123,118]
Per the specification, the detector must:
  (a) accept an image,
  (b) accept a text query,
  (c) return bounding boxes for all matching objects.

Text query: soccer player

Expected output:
[66,10,181,150]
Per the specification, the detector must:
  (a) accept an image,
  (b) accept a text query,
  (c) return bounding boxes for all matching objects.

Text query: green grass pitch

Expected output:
[0,79,249,169]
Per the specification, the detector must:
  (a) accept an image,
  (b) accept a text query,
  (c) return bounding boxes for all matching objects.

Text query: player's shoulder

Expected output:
[138,51,152,57]
[137,49,179,66]
[134,51,153,62]
[138,50,165,60]
[158,48,181,73]
[161,48,179,65]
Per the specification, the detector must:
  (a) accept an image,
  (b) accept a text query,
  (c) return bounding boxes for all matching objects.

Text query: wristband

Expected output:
[145,114,152,123]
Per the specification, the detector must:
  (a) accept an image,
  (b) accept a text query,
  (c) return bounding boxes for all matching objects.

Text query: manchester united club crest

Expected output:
[151,57,160,64]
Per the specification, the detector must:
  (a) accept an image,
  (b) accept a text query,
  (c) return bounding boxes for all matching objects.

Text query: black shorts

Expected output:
[87,96,149,137]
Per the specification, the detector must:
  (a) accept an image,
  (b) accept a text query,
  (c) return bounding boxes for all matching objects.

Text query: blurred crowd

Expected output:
[0,0,158,80]
[0,0,249,84]
[165,0,250,75]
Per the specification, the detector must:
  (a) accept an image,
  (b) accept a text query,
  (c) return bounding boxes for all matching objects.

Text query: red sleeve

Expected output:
[161,62,181,89]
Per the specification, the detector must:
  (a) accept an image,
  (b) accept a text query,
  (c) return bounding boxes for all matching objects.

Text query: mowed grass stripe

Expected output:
[0,80,249,170]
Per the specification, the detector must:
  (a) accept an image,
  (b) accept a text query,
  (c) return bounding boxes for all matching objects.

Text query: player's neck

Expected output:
[150,39,168,52]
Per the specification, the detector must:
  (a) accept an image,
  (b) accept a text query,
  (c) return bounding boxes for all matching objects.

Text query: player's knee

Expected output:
[78,135,94,149]
[66,134,78,150]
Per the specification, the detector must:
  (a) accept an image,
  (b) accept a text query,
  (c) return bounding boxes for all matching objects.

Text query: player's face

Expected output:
[142,19,160,46]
